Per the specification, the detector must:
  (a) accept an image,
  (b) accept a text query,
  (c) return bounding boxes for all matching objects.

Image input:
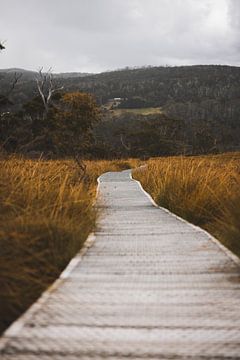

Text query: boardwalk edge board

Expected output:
[130,171,240,267]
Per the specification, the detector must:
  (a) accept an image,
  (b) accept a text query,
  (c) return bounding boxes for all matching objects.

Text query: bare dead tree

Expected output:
[6,72,22,98]
[0,72,22,108]
[36,68,63,117]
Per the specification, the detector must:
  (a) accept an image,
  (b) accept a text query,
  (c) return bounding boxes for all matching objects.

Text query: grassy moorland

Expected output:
[133,152,240,258]
[1,152,239,333]
[0,156,139,333]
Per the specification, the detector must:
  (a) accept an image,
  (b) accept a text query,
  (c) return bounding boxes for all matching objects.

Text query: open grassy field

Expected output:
[133,152,240,258]
[111,107,163,116]
[0,156,139,333]
[1,152,239,334]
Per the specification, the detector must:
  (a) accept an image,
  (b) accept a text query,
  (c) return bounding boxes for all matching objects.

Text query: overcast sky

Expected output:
[0,0,239,73]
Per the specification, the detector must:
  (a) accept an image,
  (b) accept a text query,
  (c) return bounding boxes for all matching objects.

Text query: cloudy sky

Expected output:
[0,0,239,73]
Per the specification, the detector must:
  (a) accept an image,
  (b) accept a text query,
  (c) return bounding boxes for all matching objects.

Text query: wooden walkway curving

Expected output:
[1,170,240,359]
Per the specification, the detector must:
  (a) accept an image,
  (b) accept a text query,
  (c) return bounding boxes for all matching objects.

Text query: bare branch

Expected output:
[0,72,22,109]
[35,68,64,117]
[6,72,23,98]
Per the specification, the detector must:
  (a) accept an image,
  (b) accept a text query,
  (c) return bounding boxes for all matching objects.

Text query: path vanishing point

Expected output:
[1,170,240,359]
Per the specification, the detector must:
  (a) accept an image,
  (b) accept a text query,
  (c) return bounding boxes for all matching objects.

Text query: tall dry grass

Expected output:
[133,153,240,257]
[0,156,138,333]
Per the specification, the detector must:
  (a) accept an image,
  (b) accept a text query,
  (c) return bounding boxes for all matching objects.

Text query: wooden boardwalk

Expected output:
[1,170,240,359]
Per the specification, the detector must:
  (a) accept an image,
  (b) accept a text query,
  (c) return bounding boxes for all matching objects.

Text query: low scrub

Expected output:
[0,157,137,333]
[133,153,240,257]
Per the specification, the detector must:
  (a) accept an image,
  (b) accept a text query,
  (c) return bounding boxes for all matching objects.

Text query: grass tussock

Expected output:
[0,156,138,333]
[133,153,240,257]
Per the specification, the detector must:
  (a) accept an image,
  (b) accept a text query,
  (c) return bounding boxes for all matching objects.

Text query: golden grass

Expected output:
[3,152,239,333]
[0,156,139,333]
[133,152,240,257]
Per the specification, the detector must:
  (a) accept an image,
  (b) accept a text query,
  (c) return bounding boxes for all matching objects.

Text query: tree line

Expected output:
[1,44,239,158]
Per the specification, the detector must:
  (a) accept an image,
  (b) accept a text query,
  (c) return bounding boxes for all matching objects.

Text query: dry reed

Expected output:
[0,156,138,333]
[133,153,240,257]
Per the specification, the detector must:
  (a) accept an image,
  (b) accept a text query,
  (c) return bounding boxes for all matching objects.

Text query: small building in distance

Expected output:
[102,98,126,110]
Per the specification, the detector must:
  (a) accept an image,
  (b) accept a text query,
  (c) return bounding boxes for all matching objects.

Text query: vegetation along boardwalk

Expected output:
[1,170,240,359]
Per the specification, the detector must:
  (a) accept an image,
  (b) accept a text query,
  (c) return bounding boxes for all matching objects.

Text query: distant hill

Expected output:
[0,68,92,81]
[0,68,36,73]
[53,72,92,79]
[0,64,240,149]
[0,68,93,108]
[0,64,240,156]
[59,65,240,130]
[0,68,38,81]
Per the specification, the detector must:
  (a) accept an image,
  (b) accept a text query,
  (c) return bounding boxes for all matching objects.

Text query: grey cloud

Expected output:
[228,0,240,28]
[0,0,239,72]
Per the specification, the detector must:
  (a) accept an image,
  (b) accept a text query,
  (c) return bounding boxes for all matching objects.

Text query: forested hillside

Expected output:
[0,65,240,157]
[64,65,240,105]
[1,65,240,111]
[65,65,240,130]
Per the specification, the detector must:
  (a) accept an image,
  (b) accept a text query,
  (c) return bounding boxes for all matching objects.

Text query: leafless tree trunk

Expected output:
[36,68,63,118]
[6,72,22,97]
[0,72,23,108]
